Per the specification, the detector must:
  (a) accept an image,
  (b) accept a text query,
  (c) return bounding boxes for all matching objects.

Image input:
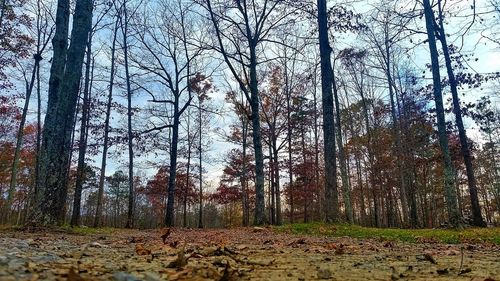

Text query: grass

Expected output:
[59,225,117,235]
[276,222,500,245]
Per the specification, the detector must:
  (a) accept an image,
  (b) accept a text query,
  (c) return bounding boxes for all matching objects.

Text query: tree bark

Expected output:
[249,44,266,225]
[94,18,118,227]
[435,0,486,227]
[317,0,339,223]
[333,73,353,223]
[33,0,93,226]
[121,2,134,228]
[5,54,41,222]
[422,0,461,228]
[71,33,93,226]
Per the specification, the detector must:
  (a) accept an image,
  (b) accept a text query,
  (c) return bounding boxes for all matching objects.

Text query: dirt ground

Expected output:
[0,227,499,280]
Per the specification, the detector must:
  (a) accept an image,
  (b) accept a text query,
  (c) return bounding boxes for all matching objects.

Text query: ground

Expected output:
[0,226,499,280]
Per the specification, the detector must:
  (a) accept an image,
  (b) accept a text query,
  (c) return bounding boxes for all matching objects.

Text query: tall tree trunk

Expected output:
[249,44,266,225]
[422,0,461,228]
[317,0,339,222]
[121,3,134,228]
[269,143,276,224]
[32,0,93,225]
[166,108,180,226]
[198,103,204,228]
[34,51,42,210]
[185,112,192,228]
[241,119,250,226]
[71,33,92,226]
[94,18,118,227]
[286,83,294,224]
[382,35,410,227]
[313,64,321,219]
[273,140,282,225]
[5,54,41,222]
[435,1,485,227]
[333,73,353,223]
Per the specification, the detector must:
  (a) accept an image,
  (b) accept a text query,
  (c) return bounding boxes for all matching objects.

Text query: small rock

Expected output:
[436,268,449,275]
[317,268,332,279]
[8,259,25,271]
[0,256,9,266]
[113,272,140,281]
[143,272,162,281]
[31,254,61,263]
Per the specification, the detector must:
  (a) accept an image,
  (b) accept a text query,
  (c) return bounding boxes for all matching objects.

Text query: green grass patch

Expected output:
[276,223,500,245]
[59,225,116,235]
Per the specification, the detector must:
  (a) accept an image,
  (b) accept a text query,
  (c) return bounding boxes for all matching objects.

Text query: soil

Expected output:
[0,227,498,280]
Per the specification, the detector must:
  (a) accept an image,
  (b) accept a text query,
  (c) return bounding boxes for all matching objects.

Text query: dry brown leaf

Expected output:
[135,244,152,256]
[167,244,188,268]
[423,253,437,264]
[161,228,171,244]
[67,268,85,281]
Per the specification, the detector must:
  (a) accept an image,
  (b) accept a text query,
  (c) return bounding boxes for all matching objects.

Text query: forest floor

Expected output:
[0,225,499,281]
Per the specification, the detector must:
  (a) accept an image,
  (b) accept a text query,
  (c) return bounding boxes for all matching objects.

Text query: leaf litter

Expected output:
[0,228,498,280]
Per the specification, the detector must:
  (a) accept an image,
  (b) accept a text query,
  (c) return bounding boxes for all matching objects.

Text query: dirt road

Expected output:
[0,227,498,280]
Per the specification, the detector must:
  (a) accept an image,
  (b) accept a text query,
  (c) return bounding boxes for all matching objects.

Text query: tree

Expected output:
[317,0,339,222]
[433,0,486,227]
[31,0,93,225]
[5,0,53,219]
[94,15,120,227]
[422,0,461,228]
[200,0,292,225]
[132,0,203,226]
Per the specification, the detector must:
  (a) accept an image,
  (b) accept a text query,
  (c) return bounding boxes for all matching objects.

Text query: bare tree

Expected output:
[422,0,461,228]
[200,0,292,225]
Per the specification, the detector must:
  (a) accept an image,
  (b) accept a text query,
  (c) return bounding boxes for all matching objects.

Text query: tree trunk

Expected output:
[435,1,485,227]
[273,140,282,225]
[71,33,92,226]
[198,103,204,228]
[32,0,93,226]
[122,3,134,228]
[317,0,339,223]
[422,0,461,228]
[333,73,353,223]
[241,119,250,226]
[166,109,180,226]
[94,18,118,227]
[185,112,192,228]
[5,54,41,222]
[249,44,266,225]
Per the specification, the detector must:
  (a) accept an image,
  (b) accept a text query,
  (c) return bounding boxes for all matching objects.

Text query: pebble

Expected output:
[317,267,332,279]
[113,271,141,281]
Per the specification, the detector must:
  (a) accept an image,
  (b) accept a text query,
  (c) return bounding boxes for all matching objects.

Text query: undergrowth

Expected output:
[276,222,500,245]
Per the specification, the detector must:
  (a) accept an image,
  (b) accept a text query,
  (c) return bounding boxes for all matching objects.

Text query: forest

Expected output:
[1,0,500,280]
[1,0,500,230]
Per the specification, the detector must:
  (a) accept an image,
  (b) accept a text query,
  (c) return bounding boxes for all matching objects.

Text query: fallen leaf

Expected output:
[167,244,188,268]
[169,240,179,248]
[252,227,266,233]
[416,253,437,264]
[218,263,233,281]
[161,228,171,244]
[67,268,85,281]
[384,241,394,248]
[135,244,152,256]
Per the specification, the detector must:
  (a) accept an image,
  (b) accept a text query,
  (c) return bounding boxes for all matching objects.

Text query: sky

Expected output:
[10,0,500,193]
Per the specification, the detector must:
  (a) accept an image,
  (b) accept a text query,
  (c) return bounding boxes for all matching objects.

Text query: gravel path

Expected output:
[0,228,499,280]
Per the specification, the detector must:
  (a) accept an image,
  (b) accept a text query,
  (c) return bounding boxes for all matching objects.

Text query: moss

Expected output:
[276,223,500,245]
